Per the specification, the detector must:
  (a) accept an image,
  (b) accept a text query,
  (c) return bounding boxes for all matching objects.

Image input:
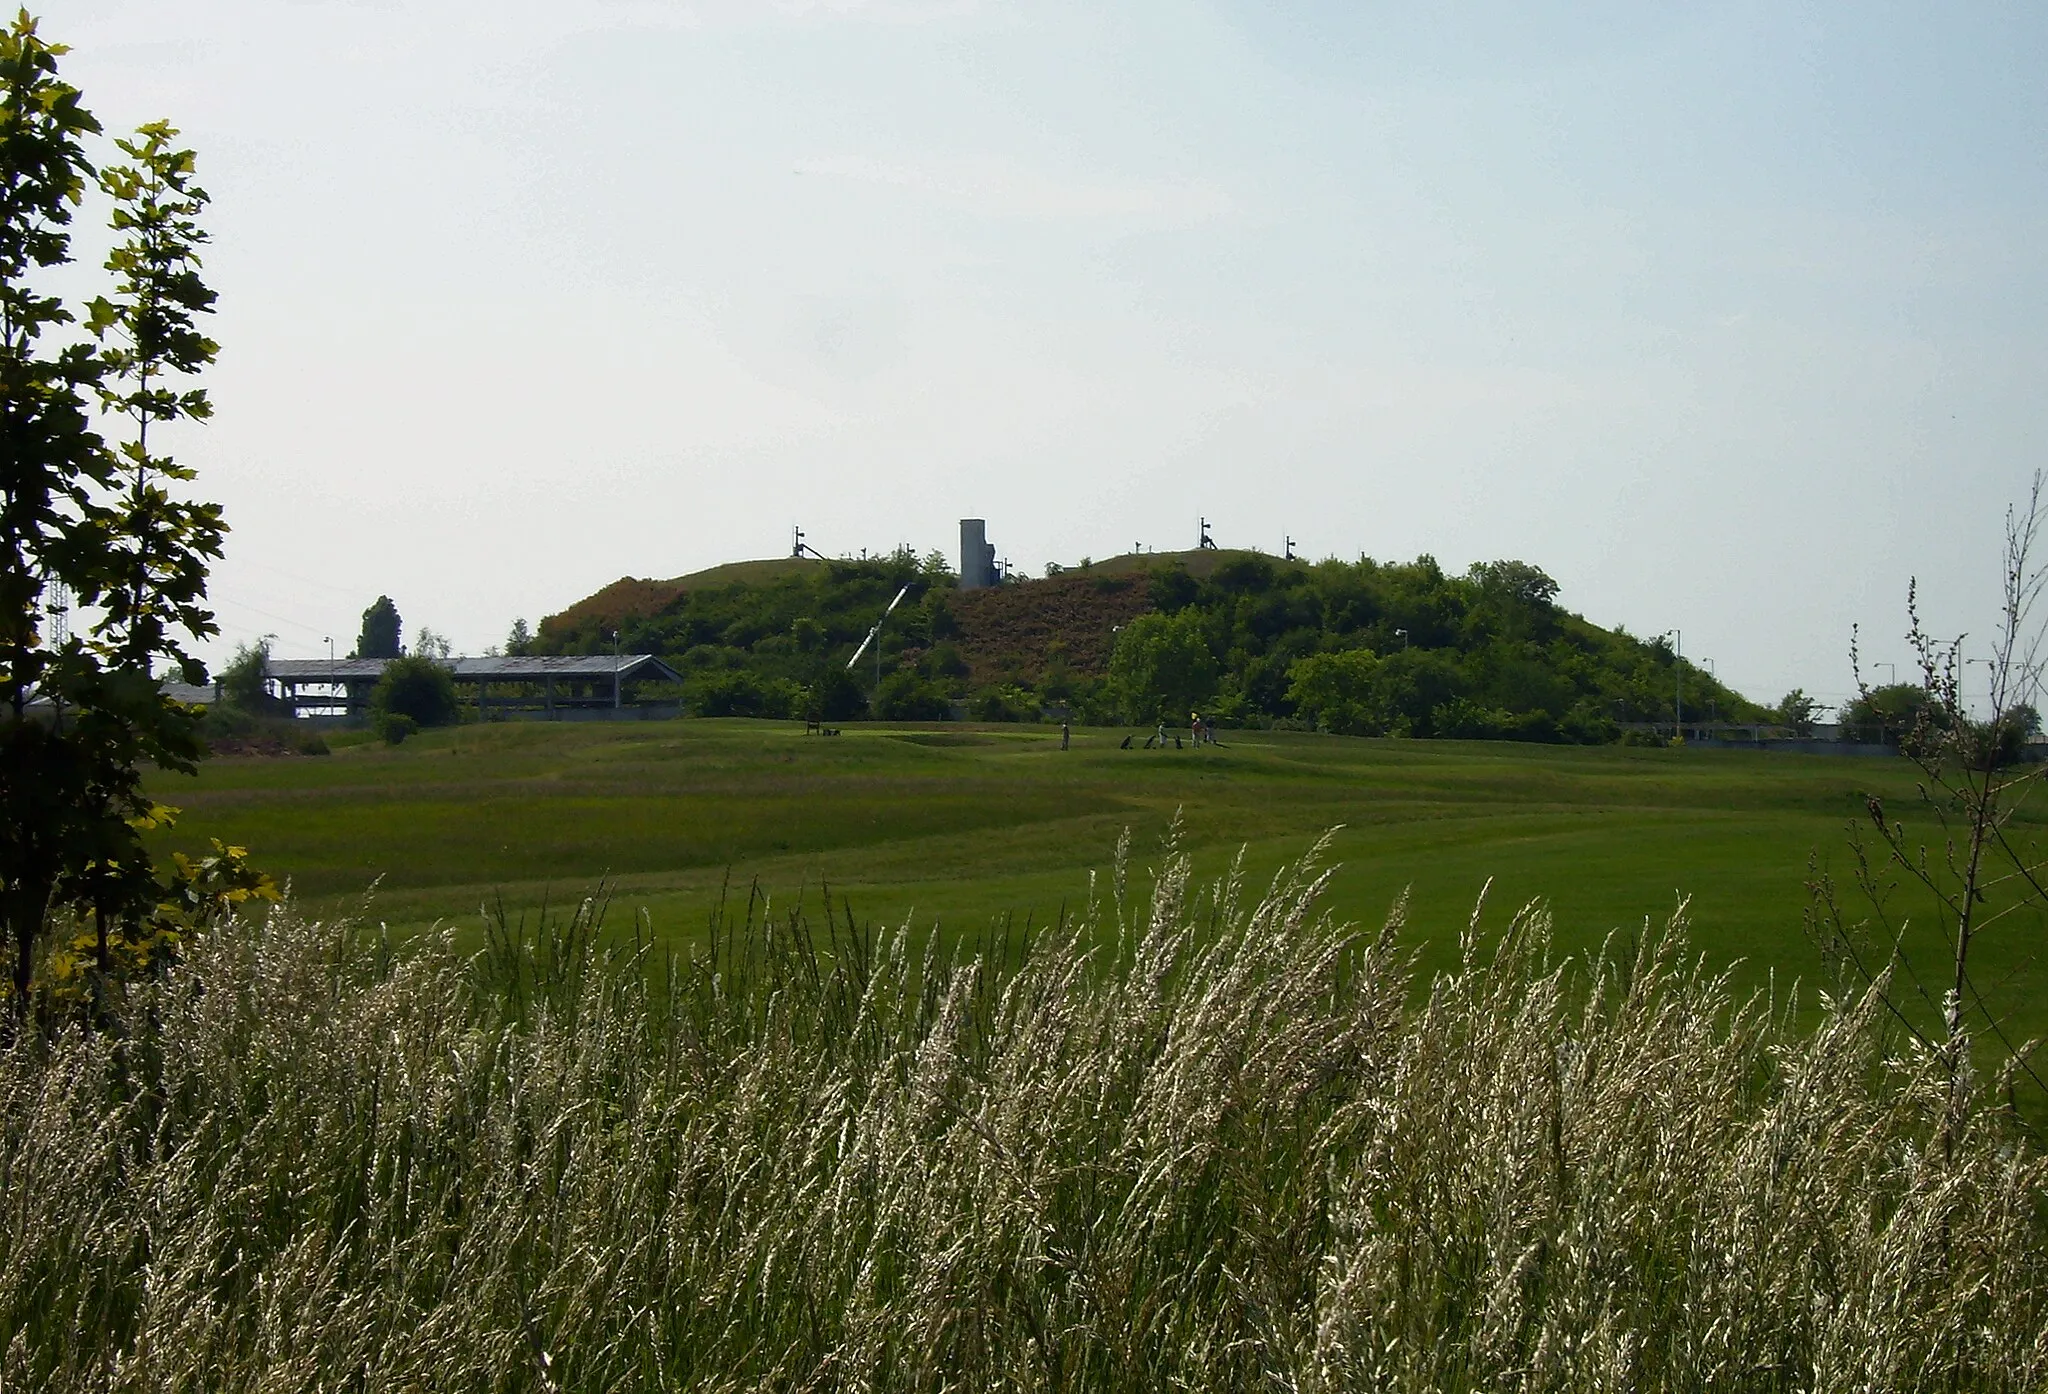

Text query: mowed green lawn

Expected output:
[147,719,2047,1039]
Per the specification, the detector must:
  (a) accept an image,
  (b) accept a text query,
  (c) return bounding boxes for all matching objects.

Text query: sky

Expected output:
[48,0,2048,713]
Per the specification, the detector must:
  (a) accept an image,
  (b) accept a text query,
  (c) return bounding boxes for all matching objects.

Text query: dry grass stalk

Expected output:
[0,836,2041,1391]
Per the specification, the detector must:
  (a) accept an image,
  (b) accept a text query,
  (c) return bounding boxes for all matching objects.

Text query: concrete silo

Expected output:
[959,519,997,589]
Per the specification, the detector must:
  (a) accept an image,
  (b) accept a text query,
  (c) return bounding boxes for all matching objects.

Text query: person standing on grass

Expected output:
[1061,720,1070,750]
[1155,719,1167,750]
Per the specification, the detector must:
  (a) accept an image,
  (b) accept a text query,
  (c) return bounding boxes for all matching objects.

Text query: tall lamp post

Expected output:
[1965,656,1997,721]
[1662,629,1682,740]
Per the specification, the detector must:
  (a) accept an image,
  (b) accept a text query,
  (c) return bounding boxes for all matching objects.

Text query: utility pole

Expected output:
[1675,629,1682,740]
[1662,629,1683,739]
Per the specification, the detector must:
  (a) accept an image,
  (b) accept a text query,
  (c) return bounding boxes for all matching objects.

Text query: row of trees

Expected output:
[0,17,234,1003]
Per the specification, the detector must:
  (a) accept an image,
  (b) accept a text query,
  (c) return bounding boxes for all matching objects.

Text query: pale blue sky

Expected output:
[57,1,2048,711]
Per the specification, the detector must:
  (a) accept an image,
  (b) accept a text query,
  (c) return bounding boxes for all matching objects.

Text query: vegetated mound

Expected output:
[948,570,1152,685]
[535,545,1764,739]
[541,558,821,642]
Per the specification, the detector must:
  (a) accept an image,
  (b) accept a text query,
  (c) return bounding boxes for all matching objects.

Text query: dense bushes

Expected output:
[370,655,459,742]
[0,841,2040,1389]
[683,668,805,719]
[198,702,329,755]
[1119,555,1752,740]
[874,669,952,720]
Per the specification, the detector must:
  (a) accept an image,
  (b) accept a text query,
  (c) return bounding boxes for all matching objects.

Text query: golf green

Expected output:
[148,719,2045,1043]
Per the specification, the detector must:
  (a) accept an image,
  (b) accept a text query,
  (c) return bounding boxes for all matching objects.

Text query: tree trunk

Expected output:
[5,878,52,1008]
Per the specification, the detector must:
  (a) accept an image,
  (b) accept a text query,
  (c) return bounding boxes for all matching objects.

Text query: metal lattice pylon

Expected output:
[44,578,70,645]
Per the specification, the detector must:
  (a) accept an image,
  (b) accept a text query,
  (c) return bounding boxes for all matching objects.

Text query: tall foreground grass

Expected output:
[1,837,2044,1392]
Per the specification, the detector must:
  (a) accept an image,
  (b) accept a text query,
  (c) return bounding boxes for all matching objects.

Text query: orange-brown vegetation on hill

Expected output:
[947,571,1152,686]
[540,558,823,642]
[539,577,689,643]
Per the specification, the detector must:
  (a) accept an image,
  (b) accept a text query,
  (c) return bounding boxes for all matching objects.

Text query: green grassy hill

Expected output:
[1063,546,1306,579]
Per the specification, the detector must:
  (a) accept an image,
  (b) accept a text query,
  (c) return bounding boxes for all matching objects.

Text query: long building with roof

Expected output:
[261,654,685,718]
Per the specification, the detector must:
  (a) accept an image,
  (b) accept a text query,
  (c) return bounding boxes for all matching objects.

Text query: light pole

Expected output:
[1661,629,1682,739]
[1701,657,1717,725]
[325,636,334,717]
[1393,628,1408,651]
[1965,657,1997,720]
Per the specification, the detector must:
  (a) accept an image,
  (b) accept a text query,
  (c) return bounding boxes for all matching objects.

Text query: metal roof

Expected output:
[265,658,389,681]
[265,655,685,684]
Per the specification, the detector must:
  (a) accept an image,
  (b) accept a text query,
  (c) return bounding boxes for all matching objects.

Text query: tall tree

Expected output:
[355,595,400,659]
[1108,610,1217,724]
[89,120,222,676]
[0,16,226,1005]
[60,122,222,972]
[0,13,110,1000]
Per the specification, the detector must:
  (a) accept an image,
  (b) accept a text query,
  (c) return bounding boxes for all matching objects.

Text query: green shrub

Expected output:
[370,655,459,729]
[969,682,1037,723]
[216,639,283,716]
[199,702,331,755]
[812,667,868,722]
[198,700,256,742]
[684,670,807,720]
[874,671,952,721]
[373,711,418,745]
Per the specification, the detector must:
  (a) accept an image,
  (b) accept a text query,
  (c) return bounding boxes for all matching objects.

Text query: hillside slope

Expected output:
[541,558,822,641]
[947,571,1151,685]
[535,548,1761,738]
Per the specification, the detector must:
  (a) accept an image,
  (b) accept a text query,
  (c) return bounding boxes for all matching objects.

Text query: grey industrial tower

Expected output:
[959,519,998,589]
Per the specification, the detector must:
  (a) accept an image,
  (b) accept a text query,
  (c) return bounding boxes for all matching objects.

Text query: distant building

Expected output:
[262,655,685,719]
[959,518,998,589]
